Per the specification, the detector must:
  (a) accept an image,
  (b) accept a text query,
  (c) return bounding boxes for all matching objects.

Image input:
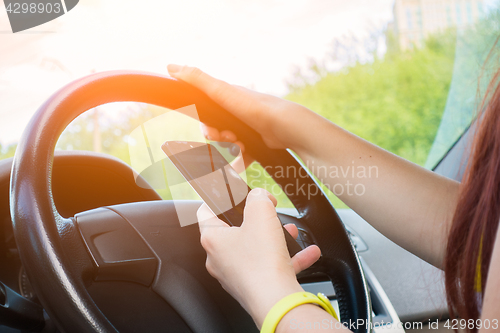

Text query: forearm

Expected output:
[275,105,459,267]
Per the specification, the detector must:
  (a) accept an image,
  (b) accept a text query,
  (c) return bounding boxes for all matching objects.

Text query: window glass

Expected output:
[1,0,500,209]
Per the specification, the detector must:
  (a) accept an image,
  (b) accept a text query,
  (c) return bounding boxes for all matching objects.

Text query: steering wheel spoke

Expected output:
[76,200,254,333]
[75,208,158,286]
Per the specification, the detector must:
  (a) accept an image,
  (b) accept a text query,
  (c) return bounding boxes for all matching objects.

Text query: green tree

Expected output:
[279,30,458,208]
[0,143,17,160]
[286,30,456,167]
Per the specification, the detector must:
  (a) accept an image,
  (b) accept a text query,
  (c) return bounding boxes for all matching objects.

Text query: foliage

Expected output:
[0,143,17,160]
[281,30,458,208]
[286,30,456,167]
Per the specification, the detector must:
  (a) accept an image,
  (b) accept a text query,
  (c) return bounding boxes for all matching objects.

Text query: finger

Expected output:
[242,152,255,169]
[228,143,241,156]
[219,131,238,149]
[291,245,321,274]
[246,188,277,207]
[197,204,228,231]
[200,123,221,142]
[220,130,237,143]
[197,205,228,254]
[229,155,246,174]
[167,65,237,107]
[234,140,245,154]
[283,223,299,239]
[243,188,279,228]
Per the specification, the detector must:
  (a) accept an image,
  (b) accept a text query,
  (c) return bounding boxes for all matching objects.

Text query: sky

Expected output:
[0,0,396,145]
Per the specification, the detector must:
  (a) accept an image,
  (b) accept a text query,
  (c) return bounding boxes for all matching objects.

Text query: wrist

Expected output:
[245,277,304,329]
[272,103,320,153]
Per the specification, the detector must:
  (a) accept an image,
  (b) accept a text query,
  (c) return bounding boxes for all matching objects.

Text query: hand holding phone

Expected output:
[161,141,302,257]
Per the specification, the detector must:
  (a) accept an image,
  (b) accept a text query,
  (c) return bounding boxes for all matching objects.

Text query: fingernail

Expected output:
[197,204,214,220]
[229,144,240,156]
[167,64,182,74]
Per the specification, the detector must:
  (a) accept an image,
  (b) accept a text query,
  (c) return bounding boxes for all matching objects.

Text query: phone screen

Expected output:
[162,141,302,256]
[162,141,249,226]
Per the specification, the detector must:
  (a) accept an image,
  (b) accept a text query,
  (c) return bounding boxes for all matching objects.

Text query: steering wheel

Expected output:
[10,71,371,333]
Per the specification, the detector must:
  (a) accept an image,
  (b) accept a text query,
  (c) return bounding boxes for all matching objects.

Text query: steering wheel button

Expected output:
[75,208,158,286]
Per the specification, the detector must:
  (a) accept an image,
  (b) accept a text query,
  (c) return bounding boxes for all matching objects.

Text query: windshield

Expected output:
[426,10,500,168]
[1,0,500,207]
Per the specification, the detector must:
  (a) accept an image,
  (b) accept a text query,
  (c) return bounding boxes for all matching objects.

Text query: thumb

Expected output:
[197,204,228,232]
[243,188,279,229]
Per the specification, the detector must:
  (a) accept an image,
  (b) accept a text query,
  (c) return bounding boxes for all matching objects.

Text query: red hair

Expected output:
[444,63,500,330]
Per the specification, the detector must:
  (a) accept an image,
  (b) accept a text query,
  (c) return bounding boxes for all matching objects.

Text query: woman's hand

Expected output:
[200,124,253,172]
[196,188,321,329]
[167,64,313,153]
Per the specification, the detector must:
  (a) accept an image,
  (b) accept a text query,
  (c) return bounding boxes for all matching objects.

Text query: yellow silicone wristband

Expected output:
[260,292,339,333]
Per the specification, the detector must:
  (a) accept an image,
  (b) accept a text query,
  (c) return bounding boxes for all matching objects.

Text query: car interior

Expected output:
[1,1,499,332]
[0,69,475,333]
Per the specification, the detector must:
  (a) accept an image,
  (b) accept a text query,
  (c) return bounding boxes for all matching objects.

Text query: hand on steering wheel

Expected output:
[197,188,321,328]
[167,64,297,151]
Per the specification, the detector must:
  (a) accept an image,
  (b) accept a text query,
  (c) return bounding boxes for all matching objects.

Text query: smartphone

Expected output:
[161,140,302,257]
